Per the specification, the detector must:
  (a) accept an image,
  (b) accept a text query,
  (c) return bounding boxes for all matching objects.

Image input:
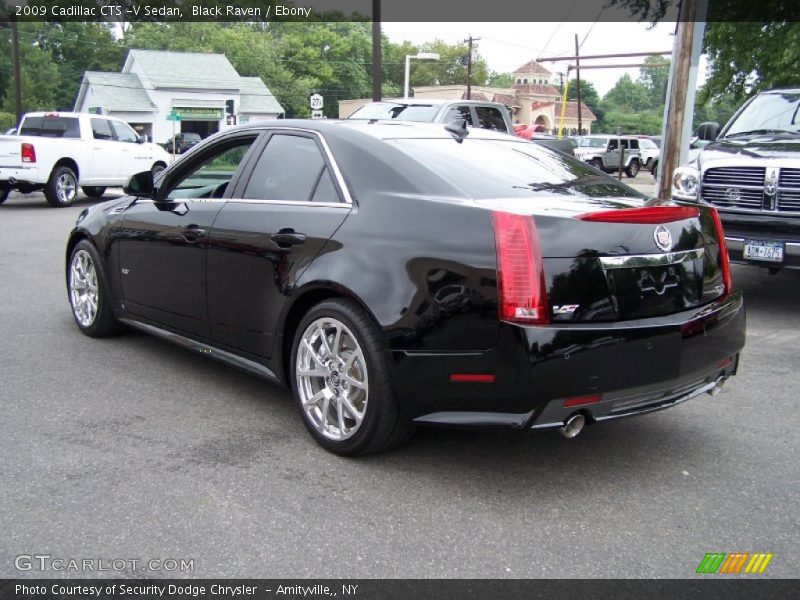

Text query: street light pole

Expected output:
[403,53,440,100]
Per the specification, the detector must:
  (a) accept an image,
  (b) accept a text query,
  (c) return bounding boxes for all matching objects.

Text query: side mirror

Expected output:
[123,171,154,197]
[697,121,720,141]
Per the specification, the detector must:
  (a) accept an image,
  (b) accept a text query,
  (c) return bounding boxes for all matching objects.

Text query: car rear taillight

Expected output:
[709,208,732,298]
[21,143,36,163]
[492,211,549,325]
[577,206,699,224]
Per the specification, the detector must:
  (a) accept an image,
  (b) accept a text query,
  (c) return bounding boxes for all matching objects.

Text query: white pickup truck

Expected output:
[0,112,171,207]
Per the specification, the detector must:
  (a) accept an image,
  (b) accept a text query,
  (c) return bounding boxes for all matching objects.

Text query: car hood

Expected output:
[696,134,800,166]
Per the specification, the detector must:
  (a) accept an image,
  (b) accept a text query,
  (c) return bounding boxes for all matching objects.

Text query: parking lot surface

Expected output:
[1,190,798,578]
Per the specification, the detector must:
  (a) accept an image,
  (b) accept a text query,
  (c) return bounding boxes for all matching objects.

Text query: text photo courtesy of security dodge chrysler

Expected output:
[65,121,745,455]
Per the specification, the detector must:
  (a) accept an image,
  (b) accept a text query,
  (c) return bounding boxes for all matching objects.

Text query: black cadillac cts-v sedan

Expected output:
[65,120,745,455]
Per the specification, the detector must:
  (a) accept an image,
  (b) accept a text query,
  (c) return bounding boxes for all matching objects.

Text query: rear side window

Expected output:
[91,118,114,140]
[474,106,507,131]
[443,105,474,125]
[244,134,339,202]
[19,116,80,138]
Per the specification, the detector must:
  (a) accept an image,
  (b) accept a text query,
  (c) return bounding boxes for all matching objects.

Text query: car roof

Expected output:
[357,98,508,108]
[22,111,123,120]
[223,119,520,142]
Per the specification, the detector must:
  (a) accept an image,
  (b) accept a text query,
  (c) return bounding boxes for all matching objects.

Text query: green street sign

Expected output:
[166,112,182,121]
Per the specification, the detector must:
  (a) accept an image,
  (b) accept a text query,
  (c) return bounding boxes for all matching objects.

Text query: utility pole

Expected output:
[11,20,22,126]
[464,35,480,100]
[371,0,381,102]
[574,34,582,135]
[656,0,706,199]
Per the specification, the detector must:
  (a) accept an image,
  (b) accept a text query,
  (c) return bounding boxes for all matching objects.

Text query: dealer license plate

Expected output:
[743,240,784,263]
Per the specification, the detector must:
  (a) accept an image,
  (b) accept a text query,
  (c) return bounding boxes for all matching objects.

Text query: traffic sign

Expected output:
[166,112,182,122]
[311,110,324,119]
[309,93,324,111]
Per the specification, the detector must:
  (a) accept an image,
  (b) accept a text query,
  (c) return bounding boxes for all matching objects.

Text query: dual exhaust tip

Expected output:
[559,375,728,439]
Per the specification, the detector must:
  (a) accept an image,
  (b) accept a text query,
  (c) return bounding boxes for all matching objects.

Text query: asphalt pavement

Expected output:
[0,189,798,578]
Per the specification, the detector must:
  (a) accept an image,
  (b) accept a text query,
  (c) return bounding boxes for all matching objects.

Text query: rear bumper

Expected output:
[395,291,745,429]
[0,165,45,187]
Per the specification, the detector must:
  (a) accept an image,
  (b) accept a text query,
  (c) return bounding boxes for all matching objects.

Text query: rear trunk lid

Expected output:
[482,196,728,322]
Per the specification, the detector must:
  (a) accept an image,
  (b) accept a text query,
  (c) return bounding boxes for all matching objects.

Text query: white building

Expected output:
[74,49,284,143]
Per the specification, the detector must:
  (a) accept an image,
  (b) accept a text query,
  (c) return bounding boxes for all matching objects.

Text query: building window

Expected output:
[523,78,528,84]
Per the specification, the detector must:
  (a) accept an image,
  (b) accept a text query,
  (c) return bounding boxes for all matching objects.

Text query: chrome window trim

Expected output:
[225,198,351,208]
[599,248,705,270]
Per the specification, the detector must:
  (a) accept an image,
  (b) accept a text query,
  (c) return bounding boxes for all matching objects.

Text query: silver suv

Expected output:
[574,135,643,177]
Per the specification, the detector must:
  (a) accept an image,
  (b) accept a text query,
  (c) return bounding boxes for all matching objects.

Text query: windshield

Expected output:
[578,137,608,148]
[724,91,800,137]
[349,102,440,122]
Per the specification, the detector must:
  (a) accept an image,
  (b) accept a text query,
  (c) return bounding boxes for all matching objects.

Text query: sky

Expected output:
[381,21,704,97]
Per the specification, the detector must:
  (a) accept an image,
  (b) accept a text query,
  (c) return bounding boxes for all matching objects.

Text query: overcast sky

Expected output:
[382,21,702,97]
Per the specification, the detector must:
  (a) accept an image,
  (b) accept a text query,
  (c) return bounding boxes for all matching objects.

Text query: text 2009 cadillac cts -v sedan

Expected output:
[65,120,745,455]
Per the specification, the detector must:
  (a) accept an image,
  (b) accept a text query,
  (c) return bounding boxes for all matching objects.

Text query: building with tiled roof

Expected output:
[75,50,284,144]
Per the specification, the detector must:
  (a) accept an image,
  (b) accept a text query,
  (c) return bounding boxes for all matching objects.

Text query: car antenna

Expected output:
[444,119,469,143]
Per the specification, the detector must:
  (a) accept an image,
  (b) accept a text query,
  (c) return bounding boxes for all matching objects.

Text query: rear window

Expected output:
[390,138,643,199]
[349,103,440,122]
[19,116,80,138]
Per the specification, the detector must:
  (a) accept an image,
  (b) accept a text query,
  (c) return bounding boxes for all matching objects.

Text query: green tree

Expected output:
[0,28,62,114]
[603,74,651,112]
[488,72,515,88]
[566,78,604,126]
[638,55,670,106]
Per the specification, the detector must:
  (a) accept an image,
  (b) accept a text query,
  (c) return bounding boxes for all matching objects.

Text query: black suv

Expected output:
[164,132,202,154]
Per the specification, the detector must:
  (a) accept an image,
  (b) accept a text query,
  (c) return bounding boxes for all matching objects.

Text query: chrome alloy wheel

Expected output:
[56,172,77,204]
[69,249,99,327]
[296,317,368,441]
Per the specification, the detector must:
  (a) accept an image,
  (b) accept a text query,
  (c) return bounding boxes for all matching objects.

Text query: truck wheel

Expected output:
[589,158,603,171]
[81,186,106,199]
[0,185,9,205]
[151,163,166,180]
[45,165,78,207]
[625,159,640,178]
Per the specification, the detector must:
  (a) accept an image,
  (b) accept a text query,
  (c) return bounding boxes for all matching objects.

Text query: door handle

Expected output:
[270,229,306,247]
[181,225,207,242]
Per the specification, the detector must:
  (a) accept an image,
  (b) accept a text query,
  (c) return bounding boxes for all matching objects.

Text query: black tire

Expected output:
[589,158,604,171]
[45,165,79,207]
[66,240,123,338]
[81,186,106,199]
[625,159,640,178]
[290,298,412,456]
[0,185,9,205]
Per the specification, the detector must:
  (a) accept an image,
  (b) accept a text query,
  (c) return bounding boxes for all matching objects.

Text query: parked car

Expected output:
[66,120,744,455]
[0,112,171,207]
[163,132,202,154]
[512,125,575,156]
[672,88,800,269]
[574,134,643,177]
[638,137,661,172]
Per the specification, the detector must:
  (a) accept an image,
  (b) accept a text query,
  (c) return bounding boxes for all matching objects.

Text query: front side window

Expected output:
[165,136,257,200]
[91,118,114,140]
[110,120,139,143]
[475,106,507,131]
[244,134,340,203]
